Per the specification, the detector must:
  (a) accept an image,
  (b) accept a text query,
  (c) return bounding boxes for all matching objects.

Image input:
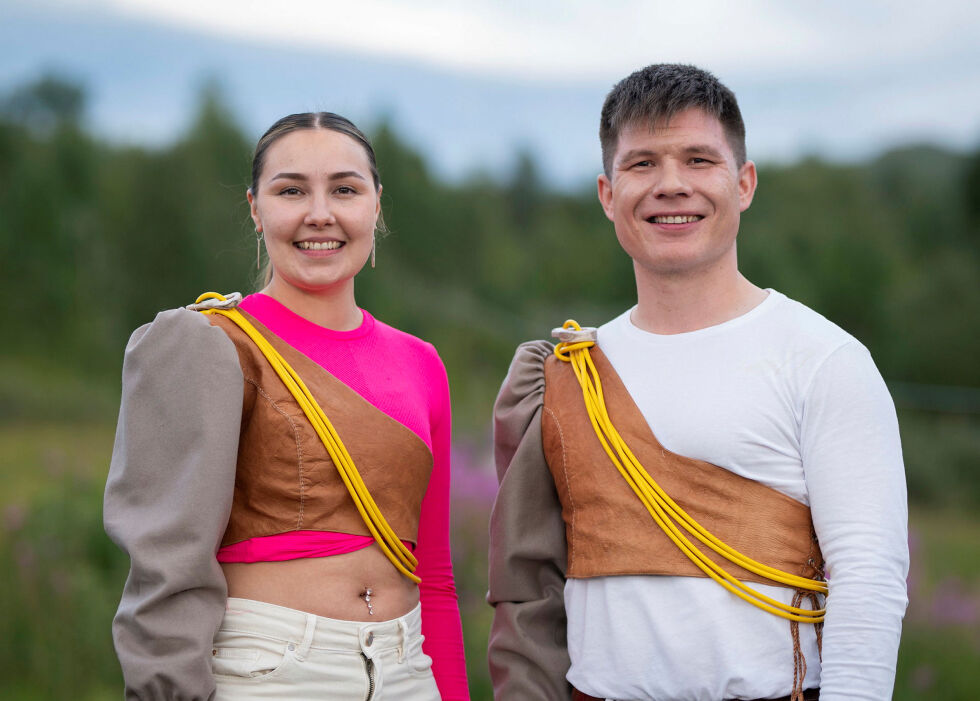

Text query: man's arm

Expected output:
[488,341,573,701]
[802,341,909,700]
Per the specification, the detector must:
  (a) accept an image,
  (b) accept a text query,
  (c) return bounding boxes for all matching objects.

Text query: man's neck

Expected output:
[630,263,767,335]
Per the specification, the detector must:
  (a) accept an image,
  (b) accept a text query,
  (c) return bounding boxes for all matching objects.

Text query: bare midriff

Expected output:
[221,545,419,622]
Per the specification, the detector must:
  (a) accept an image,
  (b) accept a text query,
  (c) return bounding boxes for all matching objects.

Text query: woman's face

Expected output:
[248,128,381,297]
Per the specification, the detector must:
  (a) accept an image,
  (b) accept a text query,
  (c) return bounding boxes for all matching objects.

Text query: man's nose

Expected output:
[652,162,693,198]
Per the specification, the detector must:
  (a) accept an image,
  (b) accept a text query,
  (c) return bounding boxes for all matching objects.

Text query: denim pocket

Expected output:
[211,630,292,680]
[405,640,434,679]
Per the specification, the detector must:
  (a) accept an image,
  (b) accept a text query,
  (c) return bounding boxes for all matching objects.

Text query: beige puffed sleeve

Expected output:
[488,340,572,701]
[104,308,243,701]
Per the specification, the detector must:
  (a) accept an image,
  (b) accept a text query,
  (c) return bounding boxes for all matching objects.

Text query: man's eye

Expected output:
[690,158,711,165]
[633,160,653,168]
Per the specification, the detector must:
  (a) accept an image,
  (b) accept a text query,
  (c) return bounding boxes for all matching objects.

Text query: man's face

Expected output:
[597,108,757,280]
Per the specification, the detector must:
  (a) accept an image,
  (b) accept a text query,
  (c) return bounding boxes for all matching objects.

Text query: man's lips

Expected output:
[645,214,704,224]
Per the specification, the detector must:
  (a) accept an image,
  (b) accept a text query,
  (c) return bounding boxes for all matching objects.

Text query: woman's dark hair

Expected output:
[250,112,385,287]
[251,112,382,194]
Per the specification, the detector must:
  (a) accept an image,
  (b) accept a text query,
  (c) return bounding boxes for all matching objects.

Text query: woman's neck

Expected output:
[260,279,363,331]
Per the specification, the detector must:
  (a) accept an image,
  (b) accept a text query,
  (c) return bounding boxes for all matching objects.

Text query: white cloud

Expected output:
[51,0,980,82]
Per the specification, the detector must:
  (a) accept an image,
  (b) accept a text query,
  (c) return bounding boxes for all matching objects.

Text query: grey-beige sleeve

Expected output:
[487,341,572,701]
[104,308,244,701]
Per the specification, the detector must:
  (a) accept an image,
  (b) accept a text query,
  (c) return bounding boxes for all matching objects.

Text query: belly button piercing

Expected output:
[361,588,375,616]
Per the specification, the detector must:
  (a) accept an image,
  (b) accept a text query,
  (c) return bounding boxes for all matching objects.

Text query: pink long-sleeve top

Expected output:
[221,293,469,699]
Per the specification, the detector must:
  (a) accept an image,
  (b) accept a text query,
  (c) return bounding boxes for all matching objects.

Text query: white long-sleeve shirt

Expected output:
[565,290,909,701]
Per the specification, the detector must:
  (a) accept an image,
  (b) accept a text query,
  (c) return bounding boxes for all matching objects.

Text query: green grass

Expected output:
[892,508,980,700]
[0,355,118,424]
[910,507,980,582]
[0,357,977,699]
[0,422,114,511]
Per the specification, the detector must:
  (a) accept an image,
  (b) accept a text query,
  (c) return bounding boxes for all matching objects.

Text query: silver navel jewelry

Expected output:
[363,588,375,616]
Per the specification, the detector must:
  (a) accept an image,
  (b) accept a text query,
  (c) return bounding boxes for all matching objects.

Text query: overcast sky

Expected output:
[60,0,980,82]
[4,0,979,185]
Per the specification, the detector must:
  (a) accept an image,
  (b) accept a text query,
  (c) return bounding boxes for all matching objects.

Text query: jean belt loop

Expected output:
[295,613,317,661]
[397,618,409,663]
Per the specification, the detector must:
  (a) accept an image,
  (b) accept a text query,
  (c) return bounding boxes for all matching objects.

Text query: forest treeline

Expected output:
[1,76,979,701]
[1,76,978,430]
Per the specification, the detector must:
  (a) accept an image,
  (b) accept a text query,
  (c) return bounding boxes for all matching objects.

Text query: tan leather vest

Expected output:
[541,346,823,587]
[208,311,433,548]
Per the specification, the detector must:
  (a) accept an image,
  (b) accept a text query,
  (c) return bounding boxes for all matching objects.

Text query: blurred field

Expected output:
[0,400,978,699]
[1,76,978,699]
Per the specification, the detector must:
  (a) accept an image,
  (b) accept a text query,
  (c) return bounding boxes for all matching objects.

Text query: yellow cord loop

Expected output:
[554,319,826,623]
[193,292,420,584]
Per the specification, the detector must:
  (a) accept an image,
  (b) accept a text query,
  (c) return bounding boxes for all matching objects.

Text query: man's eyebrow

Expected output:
[617,149,657,166]
[617,145,727,167]
[683,144,725,158]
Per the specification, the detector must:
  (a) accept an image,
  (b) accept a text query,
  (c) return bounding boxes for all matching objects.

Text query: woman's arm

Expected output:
[104,308,244,701]
[413,347,470,700]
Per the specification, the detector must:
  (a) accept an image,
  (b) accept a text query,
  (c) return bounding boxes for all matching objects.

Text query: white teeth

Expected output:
[651,215,702,224]
[297,240,342,250]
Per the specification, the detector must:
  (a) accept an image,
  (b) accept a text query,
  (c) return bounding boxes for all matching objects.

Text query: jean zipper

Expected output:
[362,653,376,701]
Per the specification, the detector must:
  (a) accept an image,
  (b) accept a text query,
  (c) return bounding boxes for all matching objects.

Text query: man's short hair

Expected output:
[599,64,746,177]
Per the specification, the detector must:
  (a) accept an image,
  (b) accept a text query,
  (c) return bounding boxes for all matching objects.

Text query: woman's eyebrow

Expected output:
[269,172,307,182]
[328,171,367,181]
[268,171,367,182]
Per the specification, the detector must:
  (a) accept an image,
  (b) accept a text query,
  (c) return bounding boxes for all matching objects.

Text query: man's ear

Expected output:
[737,161,758,213]
[597,173,616,223]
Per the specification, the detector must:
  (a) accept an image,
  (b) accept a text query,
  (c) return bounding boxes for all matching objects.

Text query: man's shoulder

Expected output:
[766,290,860,351]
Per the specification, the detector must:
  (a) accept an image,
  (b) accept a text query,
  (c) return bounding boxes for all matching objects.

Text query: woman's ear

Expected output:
[247,188,262,232]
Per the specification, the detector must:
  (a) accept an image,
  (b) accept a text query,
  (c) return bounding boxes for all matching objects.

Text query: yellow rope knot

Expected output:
[192,292,420,584]
[552,318,826,623]
[553,319,598,361]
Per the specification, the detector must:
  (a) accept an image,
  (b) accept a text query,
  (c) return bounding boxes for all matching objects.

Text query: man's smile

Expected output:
[645,214,704,224]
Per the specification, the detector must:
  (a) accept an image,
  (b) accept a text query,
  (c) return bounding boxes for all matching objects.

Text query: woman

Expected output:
[104,113,469,700]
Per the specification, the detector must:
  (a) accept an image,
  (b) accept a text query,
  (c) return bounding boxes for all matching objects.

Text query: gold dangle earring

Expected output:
[371,232,377,268]
[255,229,263,270]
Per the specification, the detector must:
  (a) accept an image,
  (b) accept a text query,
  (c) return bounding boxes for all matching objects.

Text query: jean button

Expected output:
[287,643,296,652]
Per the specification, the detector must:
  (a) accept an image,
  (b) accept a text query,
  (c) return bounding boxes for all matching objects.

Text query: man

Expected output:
[487,64,908,701]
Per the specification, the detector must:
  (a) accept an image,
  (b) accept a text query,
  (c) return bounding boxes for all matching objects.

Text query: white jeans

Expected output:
[211,597,441,700]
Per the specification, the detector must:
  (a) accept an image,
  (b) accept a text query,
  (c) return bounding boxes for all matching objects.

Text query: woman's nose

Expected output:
[305,194,336,227]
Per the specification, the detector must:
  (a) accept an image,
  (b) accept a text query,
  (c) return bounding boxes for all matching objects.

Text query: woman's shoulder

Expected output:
[370,316,443,363]
[123,305,240,368]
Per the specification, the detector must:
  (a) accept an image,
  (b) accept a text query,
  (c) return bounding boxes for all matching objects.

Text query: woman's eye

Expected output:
[335,185,357,195]
[279,186,302,196]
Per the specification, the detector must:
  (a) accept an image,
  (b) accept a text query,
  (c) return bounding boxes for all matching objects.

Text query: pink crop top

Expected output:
[218,293,469,699]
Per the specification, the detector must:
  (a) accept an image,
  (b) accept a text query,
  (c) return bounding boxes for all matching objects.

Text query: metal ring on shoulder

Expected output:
[185,292,243,311]
[551,326,598,343]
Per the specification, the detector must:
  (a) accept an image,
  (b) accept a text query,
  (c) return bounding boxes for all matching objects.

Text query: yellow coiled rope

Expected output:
[554,319,826,622]
[194,292,419,584]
